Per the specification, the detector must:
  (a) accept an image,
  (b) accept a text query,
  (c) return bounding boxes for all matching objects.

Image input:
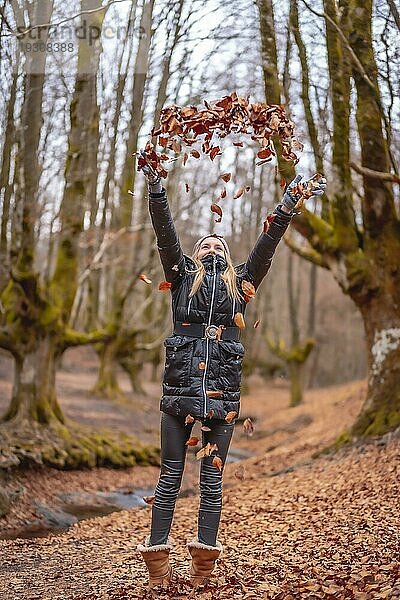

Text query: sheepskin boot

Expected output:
[137,535,174,589]
[187,537,223,587]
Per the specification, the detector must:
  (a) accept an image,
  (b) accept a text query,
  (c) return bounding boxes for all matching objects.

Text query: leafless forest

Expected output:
[0,0,399,470]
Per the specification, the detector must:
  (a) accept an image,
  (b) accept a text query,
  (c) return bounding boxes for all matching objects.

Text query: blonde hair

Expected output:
[187,234,244,302]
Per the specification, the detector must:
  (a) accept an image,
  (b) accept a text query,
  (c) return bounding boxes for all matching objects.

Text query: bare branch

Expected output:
[1,0,128,38]
[349,162,400,184]
[283,233,329,269]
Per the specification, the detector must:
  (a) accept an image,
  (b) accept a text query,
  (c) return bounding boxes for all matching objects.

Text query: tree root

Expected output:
[0,418,160,470]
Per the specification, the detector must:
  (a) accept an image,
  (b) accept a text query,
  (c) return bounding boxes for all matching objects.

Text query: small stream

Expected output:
[1,447,253,541]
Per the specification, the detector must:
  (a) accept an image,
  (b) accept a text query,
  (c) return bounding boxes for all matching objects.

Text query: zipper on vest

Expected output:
[201,255,217,419]
[186,295,192,319]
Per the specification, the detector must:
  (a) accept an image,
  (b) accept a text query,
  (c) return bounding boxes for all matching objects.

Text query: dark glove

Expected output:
[281,173,326,212]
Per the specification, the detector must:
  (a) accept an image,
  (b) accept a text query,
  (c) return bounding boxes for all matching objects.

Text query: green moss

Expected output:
[312,429,353,458]
[0,421,160,471]
[352,406,400,438]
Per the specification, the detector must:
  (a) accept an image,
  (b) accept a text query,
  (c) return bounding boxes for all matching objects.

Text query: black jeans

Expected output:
[149,412,234,547]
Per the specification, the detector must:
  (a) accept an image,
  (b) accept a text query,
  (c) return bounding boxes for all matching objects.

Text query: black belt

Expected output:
[173,322,241,341]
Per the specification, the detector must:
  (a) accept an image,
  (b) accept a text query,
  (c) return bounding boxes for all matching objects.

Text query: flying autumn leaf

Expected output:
[241,280,255,299]
[198,361,206,370]
[233,186,245,199]
[233,141,244,147]
[158,281,172,291]
[209,146,221,160]
[253,319,261,328]
[257,147,272,160]
[263,213,275,234]
[234,312,246,329]
[220,187,227,199]
[212,456,223,471]
[185,414,195,424]
[143,495,155,505]
[243,417,254,436]
[190,149,200,158]
[211,203,223,222]
[207,409,215,418]
[186,436,200,447]
[138,273,152,284]
[206,390,223,397]
[219,172,231,183]
[201,425,211,432]
[225,411,237,423]
[196,442,218,460]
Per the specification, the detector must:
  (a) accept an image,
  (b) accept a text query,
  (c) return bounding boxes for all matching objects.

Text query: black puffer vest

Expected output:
[148,187,292,422]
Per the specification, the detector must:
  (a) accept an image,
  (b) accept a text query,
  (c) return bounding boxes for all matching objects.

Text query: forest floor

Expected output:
[0,348,399,599]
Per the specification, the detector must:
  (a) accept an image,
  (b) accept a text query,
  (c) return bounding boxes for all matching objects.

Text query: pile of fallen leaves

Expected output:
[1,437,398,599]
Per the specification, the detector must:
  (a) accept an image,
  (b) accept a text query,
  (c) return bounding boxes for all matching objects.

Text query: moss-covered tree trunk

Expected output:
[257,0,400,439]
[351,301,400,436]
[287,360,306,407]
[0,2,159,469]
[92,341,125,399]
[2,337,63,424]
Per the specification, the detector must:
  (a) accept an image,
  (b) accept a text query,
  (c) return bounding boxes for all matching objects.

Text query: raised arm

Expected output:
[242,173,326,291]
[148,185,185,288]
[139,151,185,290]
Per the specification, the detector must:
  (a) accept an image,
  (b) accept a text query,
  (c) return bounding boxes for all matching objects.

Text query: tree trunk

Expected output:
[350,300,400,437]
[92,341,125,399]
[1,337,63,424]
[119,356,148,396]
[288,360,306,407]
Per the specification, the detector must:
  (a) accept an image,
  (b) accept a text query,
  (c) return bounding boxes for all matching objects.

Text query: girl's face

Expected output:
[197,237,226,260]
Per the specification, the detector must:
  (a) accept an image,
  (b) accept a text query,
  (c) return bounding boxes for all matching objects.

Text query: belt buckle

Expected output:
[204,324,219,340]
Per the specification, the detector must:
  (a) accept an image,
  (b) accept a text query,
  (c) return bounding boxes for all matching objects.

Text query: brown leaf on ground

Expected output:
[234,464,246,480]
